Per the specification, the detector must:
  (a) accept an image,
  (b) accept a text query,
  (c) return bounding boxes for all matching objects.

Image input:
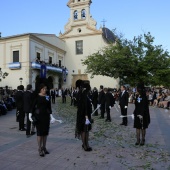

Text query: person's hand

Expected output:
[97,104,101,108]
[132,114,134,120]
[29,113,33,122]
[125,106,128,109]
[50,114,56,123]
[109,106,112,110]
[56,119,63,123]
[137,115,143,119]
[85,119,91,125]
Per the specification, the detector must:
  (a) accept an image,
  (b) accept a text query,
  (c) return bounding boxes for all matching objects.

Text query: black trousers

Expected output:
[62,96,66,103]
[52,97,55,104]
[26,113,31,135]
[70,97,73,105]
[106,107,111,120]
[93,102,98,115]
[100,104,105,118]
[18,109,25,130]
[120,106,128,125]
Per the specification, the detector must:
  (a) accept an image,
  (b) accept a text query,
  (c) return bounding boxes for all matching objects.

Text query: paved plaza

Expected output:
[0,98,170,170]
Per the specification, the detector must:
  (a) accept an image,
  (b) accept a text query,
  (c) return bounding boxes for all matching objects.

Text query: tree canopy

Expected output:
[82,32,170,87]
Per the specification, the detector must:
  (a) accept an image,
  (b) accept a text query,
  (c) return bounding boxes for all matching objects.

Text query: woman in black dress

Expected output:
[29,84,55,156]
[133,83,150,146]
[75,80,92,151]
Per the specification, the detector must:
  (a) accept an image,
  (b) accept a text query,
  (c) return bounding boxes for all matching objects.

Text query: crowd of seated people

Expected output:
[0,87,16,116]
[127,87,170,110]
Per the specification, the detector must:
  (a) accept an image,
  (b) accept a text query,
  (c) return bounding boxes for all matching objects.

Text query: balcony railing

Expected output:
[31,62,68,74]
[8,62,21,69]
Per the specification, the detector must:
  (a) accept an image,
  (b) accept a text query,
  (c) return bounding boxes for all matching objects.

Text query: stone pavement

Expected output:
[0,98,170,170]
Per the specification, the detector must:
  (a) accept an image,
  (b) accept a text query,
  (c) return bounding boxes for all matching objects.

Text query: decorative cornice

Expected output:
[67,0,92,8]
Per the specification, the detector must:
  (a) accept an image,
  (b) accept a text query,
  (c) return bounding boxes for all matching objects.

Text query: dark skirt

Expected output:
[36,117,50,136]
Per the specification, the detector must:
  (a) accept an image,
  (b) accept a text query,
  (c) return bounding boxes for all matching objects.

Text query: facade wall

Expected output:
[64,34,119,89]
[0,35,67,90]
[0,36,29,89]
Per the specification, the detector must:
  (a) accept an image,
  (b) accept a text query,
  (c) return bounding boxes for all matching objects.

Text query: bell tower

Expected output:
[61,0,97,35]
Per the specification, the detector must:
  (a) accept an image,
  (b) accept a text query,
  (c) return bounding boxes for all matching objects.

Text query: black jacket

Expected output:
[105,92,114,108]
[23,90,33,113]
[15,90,24,109]
[98,90,105,105]
[119,91,129,107]
[92,90,98,105]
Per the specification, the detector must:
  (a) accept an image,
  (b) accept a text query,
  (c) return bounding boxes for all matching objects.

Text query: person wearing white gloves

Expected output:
[30,83,54,157]
[133,83,150,146]
[119,85,129,126]
[75,80,93,152]
[104,88,114,122]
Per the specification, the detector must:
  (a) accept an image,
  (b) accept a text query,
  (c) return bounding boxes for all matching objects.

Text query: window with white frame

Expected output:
[13,51,19,62]
[76,40,83,55]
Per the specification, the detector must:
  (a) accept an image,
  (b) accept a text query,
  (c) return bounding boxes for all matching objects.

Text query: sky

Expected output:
[1,0,170,52]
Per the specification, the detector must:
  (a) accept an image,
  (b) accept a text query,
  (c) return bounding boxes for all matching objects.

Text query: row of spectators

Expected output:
[0,86,16,115]
[35,58,67,70]
[128,87,170,109]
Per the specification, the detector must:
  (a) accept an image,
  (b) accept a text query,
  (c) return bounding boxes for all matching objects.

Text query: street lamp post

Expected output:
[19,78,23,85]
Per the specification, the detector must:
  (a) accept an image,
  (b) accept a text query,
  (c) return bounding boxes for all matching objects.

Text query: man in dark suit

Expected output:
[119,85,129,126]
[92,87,98,116]
[104,88,114,122]
[15,85,25,131]
[98,85,105,119]
[62,88,67,103]
[50,89,56,104]
[23,84,35,137]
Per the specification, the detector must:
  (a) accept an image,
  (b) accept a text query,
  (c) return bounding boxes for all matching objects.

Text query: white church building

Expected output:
[0,0,119,90]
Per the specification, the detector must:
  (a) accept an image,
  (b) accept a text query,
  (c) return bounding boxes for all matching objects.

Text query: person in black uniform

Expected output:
[98,85,105,119]
[15,85,25,131]
[133,83,150,146]
[23,84,36,137]
[29,83,56,156]
[61,88,67,103]
[104,88,114,122]
[50,89,56,104]
[119,85,129,126]
[92,87,98,116]
[75,80,92,151]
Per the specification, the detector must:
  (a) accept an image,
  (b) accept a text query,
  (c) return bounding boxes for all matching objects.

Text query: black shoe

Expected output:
[135,140,140,145]
[140,139,145,146]
[43,147,49,154]
[31,131,36,135]
[99,116,104,119]
[82,145,91,152]
[87,147,92,151]
[120,123,124,125]
[20,128,26,131]
[39,148,45,157]
[105,119,111,122]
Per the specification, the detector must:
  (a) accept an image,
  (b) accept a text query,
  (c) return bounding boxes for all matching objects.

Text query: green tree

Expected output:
[82,32,170,87]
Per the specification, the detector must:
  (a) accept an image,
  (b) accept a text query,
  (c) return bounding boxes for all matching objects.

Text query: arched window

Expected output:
[81,9,86,19]
[74,10,78,20]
